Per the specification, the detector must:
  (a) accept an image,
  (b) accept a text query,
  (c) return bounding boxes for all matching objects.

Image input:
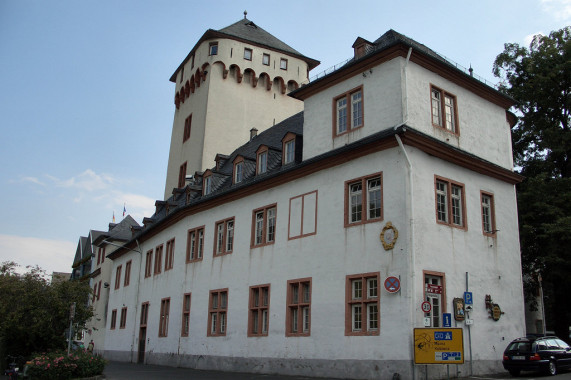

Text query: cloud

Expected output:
[46,169,116,191]
[0,234,76,275]
[540,0,571,22]
[8,176,46,186]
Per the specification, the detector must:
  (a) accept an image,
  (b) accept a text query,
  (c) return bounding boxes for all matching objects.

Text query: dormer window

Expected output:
[282,133,296,165]
[203,175,212,195]
[233,157,244,184]
[257,146,268,175]
[209,42,218,56]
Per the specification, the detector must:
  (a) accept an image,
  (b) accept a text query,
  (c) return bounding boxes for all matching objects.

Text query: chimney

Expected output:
[250,128,258,140]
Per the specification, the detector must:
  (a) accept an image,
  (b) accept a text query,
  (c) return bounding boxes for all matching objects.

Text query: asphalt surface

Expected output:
[103,361,571,380]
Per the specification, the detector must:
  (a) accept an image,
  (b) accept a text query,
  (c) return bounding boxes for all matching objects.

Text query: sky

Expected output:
[1,0,569,275]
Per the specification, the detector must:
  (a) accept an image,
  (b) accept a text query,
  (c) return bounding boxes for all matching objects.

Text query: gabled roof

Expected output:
[170,18,319,82]
[92,215,140,246]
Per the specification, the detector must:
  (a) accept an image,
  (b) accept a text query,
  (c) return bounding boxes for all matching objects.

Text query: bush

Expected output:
[26,350,106,379]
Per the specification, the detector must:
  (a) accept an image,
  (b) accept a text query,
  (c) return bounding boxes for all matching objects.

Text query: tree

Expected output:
[494,27,571,340]
[0,262,93,358]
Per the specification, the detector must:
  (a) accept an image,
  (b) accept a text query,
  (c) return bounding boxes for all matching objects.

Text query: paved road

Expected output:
[103,361,571,380]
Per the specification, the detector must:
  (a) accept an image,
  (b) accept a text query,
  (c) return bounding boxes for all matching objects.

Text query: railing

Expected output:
[301,50,499,90]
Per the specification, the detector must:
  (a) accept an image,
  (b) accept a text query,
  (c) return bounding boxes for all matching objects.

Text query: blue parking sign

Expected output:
[443,313,452,327]
[464,292,473,305]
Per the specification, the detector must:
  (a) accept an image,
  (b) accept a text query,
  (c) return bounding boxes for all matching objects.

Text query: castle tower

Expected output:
[164,16,319,199]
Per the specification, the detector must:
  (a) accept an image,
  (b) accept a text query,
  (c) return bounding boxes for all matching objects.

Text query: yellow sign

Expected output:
[414,328,464,364]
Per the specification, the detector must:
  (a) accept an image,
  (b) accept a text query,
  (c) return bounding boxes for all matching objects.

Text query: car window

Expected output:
[508,342,532,352]
[555,339,570,349]
[533,341,547,351]
[545,339,560,349]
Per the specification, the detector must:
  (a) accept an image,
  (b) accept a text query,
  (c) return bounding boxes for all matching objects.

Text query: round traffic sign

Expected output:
[384,276,401,293]
[421,301,432,313]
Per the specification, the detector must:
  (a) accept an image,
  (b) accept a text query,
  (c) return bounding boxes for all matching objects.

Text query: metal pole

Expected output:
[466,272,473,376]
[538,274,547,335]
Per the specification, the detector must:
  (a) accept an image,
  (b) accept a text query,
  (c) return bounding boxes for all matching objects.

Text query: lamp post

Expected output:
[538,274,547,335]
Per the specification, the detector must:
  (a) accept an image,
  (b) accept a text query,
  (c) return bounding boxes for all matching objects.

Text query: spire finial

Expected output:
[244,10,247,19]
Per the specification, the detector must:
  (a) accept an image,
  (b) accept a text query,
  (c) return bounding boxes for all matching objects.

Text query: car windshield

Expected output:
[507,341,532,353]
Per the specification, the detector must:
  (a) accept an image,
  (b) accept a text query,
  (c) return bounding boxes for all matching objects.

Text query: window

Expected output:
[208,289,228,336]
[203,175,212,195]
[154,244,163,275]
[334,87,364,136]
[159,298,170,337]
[262,53,270,66]
[183,114,192,142]
[424,271,445,327]
[178,162,187,188]
[92,284,97,302]
[481,192,496,236]
[97,280,101,300]
[257,148,268,175]
[280,58,288,70]
[186,226,205,262]
[214,217,234,256]
[345,173,382,227]
[145,250,153,278]
[282,133,296,165]
[110,309,117,329]
[435,176,466,229]
[286,278,311,336]
[114,265,122,290]
[288,191,318,240]
[248,285,270,337]
[233,159,244,184]
[345,273,380,336]
[180,66,184,83]
[165,239,175,271]
[209,42,218,56]
[252,204,276,247]
[140,302,149,327]
[244,48,252,61]
[431,85,458,134]
[181,293,191,337]
[97,246,105,265]
[124,260,132,286]
[190,54,195,69]
[120,307,127,329]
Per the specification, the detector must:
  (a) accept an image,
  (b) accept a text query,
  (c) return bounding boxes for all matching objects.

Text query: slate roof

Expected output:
[170,18,319,82]
[92,215,140,246]
[145,112,303,224]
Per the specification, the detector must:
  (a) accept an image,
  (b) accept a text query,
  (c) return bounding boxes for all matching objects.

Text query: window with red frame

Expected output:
[214,218,234,256]
[124,260,131,286]
[154,245,163,275]
[178,162,187,188]
[248,285,270,337]
[110,309,117,329]
[181,293,191,337]
[334,87,363,136]
[345,273,380,336]
[114,265,122,290]
[145,250,153,278]
[208,289,228,336]
[120,307,127,329]
[286,278,311,336]
[183,114,192,142]
[345,173,382,227]
[252,205,276,247]
[165,239,175,271]
[159,298,170,337]
[186,226,204,262]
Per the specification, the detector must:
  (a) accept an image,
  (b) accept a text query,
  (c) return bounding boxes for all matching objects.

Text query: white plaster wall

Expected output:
[406,62,514,170]
[86,250,113,354]
[302,58,403,161]
[407,146,525,361]
[109,148,417,363]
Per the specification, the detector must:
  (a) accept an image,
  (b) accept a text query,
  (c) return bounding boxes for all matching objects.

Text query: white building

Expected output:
[104,19,525,379]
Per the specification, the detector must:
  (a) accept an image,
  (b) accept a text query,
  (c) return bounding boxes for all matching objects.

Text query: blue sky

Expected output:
[1,0,569,275]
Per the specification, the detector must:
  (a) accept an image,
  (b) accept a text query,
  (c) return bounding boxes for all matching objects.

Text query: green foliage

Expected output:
[0,262,93,358]
[26,350,106,380]
[494,27,571,339]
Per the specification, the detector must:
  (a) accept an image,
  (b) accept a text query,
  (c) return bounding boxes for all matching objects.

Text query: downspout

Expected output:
[395,47,417,379]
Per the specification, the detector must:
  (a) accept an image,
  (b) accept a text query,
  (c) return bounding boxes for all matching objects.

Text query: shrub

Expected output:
[26,350,106,379]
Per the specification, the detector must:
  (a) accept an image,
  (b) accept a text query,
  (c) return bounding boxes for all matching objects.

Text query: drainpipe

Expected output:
[395,47,416,379]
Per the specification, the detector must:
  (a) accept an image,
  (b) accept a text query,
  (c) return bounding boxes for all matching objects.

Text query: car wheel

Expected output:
[547,360,557,376]
[508,369,520,377]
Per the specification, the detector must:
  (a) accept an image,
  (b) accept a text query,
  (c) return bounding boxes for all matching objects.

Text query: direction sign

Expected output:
[384,276,401,293]
[443,313,452,327]
[414,328,464,364]
[464,292,473,305]
[421,301,432,313]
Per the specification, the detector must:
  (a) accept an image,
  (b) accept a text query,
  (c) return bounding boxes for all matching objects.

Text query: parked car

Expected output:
[502,335,571,376]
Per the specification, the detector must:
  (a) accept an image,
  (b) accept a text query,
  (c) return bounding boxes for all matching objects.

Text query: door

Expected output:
[138,327,146,364]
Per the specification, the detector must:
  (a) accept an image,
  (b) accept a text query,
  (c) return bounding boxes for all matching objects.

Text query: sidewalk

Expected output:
[103,361,319,380]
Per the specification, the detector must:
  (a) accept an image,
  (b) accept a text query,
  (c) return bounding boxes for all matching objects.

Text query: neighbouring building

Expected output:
[103,18,525,380]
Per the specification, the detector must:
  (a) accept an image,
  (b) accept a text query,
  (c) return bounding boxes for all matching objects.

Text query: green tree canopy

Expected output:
[494,27,571,340]
[0,262,93,358]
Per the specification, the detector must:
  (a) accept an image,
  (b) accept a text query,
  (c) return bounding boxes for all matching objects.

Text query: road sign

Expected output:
[464,292,473,305]
[414,328,464,364]
[443,313,451,327]
[424,317,431,327]
[421,301,432,313]
[426,284,442,294]
[384,276,401,293]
